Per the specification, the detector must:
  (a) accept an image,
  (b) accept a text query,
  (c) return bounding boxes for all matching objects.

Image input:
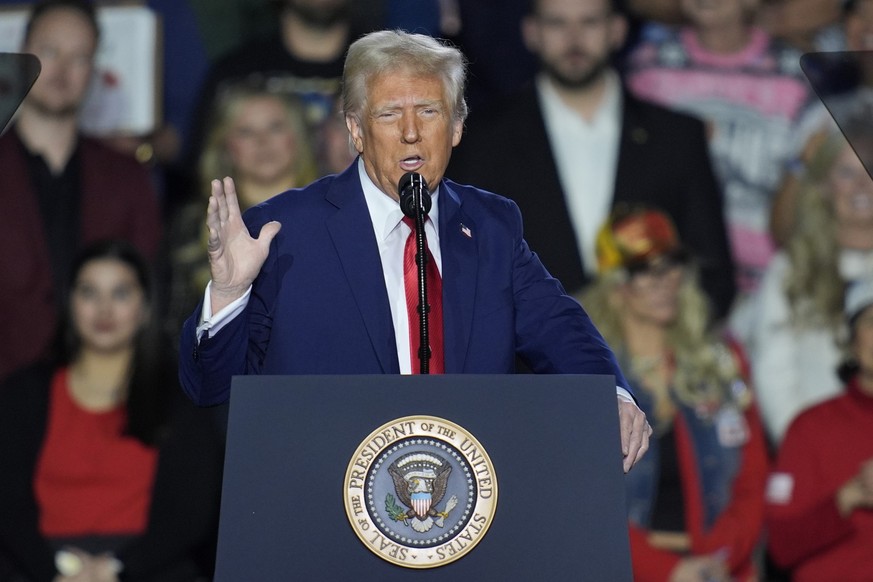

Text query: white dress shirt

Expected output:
[538,71,622,275]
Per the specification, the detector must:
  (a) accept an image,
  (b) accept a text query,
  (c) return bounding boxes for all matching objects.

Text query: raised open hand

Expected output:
[206,177,281,313]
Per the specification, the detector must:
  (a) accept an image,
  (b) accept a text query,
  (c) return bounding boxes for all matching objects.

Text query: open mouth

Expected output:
[400,156,425,171]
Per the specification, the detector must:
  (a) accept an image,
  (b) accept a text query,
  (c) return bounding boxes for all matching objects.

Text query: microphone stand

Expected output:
[400,173,432,374]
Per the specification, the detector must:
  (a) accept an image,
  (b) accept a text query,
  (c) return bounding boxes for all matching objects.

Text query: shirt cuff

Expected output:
[616,387,634,403]
[195,281,252,342]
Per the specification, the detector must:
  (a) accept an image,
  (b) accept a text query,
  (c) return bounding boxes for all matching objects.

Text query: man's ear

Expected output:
[346,115,365,154]
[609,13,629,52]
[451,118,463,147]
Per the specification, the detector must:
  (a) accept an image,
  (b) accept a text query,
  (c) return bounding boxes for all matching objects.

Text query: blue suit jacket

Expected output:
[179,163,628,405]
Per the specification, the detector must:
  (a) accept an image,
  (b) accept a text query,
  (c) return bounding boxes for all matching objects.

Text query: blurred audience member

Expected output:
[750,127,873,445]
[452,0,538,111]
[0,0,162,383]
[757,0,844,51]
[629,0,845,51]
[185,0,363,169]
[164,84,318,342]
[626,0,683,25]
[0,240,223,582]
[315,94,357,176]
[626,0,823,341]
[771,0,873,246]
[449,0,736,320]
[198,85,318,208]
[187,0,386,60]
[580,205,769,582]
[384,0,459,37]
[765,277,873,582]
[100,0,210,202]
[0,0,211,210]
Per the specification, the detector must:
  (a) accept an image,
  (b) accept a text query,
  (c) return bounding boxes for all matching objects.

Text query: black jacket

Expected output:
[448,83,736,320]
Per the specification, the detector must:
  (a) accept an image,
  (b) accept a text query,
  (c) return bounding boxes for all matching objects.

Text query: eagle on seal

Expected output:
[388,452,452,521]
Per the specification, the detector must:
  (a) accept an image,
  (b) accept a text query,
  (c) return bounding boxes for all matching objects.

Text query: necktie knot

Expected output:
[402,215,422,232]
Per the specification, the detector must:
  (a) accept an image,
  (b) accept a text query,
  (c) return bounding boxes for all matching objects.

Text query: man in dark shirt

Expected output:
[186,0,364,166]
[0,0,162,381]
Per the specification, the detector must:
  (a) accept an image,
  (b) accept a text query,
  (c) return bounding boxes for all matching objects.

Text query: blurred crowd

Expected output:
[1,0,873,580]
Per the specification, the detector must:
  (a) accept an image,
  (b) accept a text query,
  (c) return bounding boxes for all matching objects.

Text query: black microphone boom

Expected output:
[397,171,434,374]
[398,172,432,218]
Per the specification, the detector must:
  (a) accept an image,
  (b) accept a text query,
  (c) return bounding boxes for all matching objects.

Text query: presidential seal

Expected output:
[344,415,498,568]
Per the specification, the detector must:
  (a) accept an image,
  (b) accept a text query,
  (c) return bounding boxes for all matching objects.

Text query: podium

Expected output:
[215,374,633,581]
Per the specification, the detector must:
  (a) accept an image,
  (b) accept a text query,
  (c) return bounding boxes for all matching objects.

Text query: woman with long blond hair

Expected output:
[165,82,320,342]
[750,124,873,445]
[580,205,768,582]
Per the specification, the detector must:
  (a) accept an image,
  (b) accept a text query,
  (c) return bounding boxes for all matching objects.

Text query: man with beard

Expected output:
[185,0,364,173]
[0,0,162,383]
[448,0,736,321]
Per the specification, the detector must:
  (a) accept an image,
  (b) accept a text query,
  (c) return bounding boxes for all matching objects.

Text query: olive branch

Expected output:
[385,493,408,524]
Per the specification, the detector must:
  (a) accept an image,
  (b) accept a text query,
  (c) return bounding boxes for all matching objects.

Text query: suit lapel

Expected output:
[438,181,477,372]
[325,165,399,373]
[524,88,589,289]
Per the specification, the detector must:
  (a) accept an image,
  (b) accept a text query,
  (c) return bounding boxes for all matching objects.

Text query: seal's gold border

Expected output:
[343,415,498,569]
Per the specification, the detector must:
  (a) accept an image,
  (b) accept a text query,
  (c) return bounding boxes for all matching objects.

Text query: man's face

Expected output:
[846,0,873,51]
[346,70,462,201]
[23,7,96,118]
[522,0,626,90]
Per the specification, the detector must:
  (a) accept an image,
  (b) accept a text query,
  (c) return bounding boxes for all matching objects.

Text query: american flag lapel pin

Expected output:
[460,223,472,238]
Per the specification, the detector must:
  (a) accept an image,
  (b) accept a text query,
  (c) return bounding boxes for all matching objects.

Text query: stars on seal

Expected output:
[364,436,477,547]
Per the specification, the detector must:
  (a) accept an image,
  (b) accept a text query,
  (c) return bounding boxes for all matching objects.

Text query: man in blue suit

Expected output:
[179,29,651,472]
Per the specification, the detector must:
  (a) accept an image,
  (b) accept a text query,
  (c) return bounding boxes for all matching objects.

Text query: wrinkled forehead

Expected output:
[362,68,451,106]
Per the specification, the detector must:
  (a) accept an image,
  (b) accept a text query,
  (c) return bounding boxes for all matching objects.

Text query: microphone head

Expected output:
[398,172,432,218]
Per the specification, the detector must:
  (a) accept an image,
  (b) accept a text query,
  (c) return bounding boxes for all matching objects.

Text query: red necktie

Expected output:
[403,216,444,374]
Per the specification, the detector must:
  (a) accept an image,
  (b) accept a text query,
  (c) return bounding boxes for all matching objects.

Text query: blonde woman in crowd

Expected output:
[165,83,319,341]
[197,83,319,210]
[749,125,873,445]
[580,205,768,582]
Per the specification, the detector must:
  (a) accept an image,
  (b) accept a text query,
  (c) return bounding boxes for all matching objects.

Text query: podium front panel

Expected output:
[215,374,633,581]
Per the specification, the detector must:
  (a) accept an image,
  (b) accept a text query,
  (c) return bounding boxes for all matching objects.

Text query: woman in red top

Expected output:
[0,240,224,582]
[766,278,873,581]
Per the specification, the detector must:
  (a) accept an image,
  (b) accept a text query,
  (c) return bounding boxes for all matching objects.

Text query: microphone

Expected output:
[398,172,432,218]
[397,171,434,373]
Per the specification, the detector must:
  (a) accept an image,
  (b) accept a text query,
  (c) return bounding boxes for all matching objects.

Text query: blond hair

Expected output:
[173,84,321,316]
[198,82,319,200]
[783,129,854,331]
[580,268,744,414]
[342,30,468,125]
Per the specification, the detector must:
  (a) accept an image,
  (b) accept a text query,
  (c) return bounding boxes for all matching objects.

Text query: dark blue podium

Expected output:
[215,374,633,581]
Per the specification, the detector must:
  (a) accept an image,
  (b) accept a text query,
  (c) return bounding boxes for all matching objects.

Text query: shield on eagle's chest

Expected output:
[411,490,432,518]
